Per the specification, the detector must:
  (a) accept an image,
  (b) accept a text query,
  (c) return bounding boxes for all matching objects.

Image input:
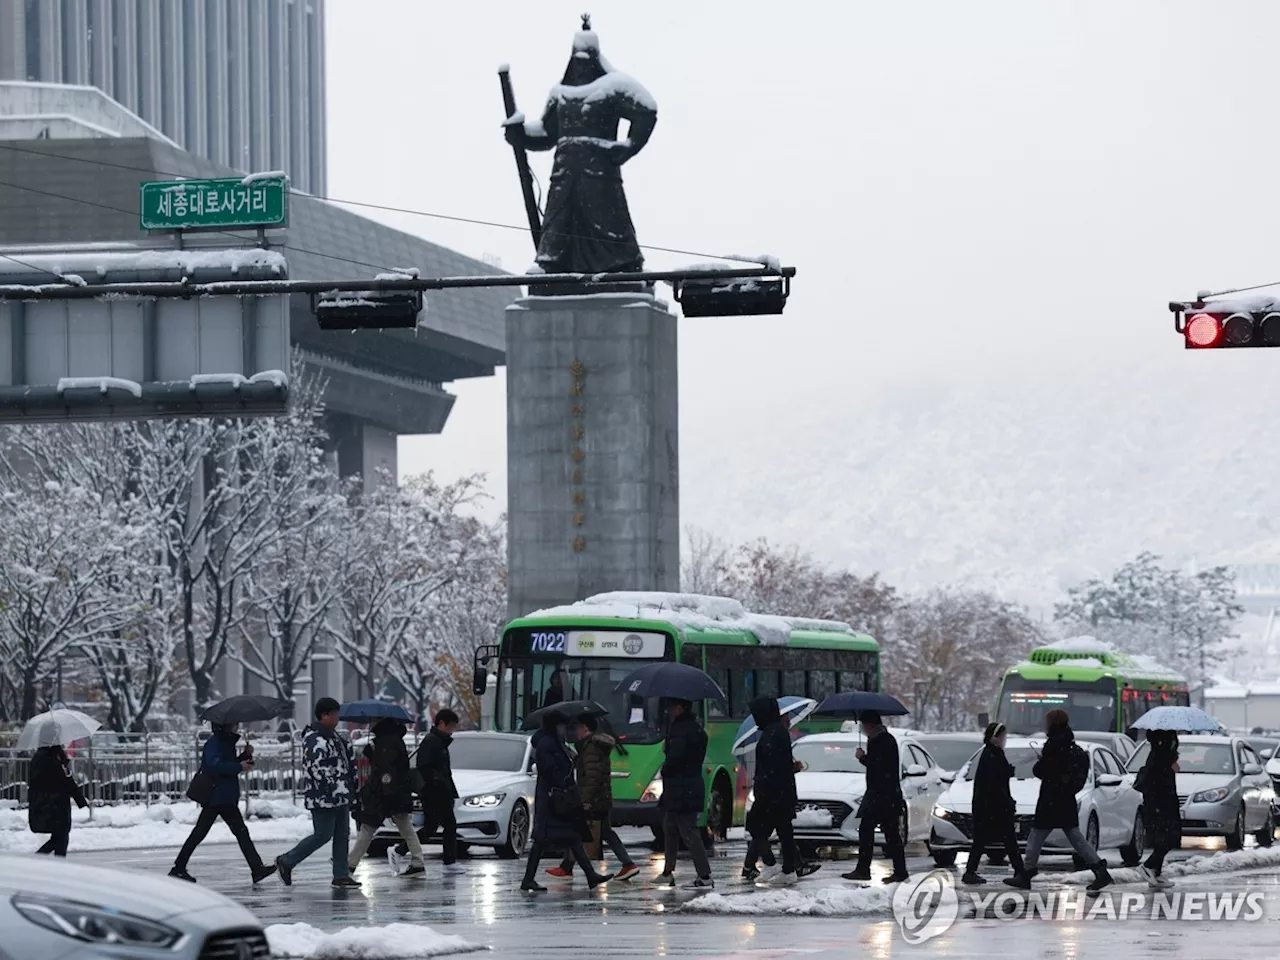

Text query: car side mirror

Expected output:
[905,764,927,777]
[1096,774,1123,787]
[1243,763,1263,776]
[940,771,956,784]
[1264,749,1274,760]
[472,666,488,697]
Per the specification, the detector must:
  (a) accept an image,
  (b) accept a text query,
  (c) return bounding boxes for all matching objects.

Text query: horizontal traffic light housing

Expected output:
[1182,310,1280,349]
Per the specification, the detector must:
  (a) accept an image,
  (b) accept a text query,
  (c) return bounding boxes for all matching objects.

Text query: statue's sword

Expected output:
[498,65,544,250]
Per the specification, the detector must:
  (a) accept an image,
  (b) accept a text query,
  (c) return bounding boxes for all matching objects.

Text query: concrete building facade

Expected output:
[0,0,327,194]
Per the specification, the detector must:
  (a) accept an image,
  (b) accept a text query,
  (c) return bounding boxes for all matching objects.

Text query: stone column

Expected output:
[505,291,679,620]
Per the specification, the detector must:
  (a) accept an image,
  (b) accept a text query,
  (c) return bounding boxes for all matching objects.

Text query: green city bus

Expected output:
[474,592,880,840]
[994,639,1190,736]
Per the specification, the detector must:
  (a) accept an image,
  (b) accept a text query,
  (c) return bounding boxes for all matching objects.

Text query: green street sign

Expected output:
[139,176,288,232]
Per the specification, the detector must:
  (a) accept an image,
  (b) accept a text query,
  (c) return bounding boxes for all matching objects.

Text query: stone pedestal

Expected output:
[506,292,679,620]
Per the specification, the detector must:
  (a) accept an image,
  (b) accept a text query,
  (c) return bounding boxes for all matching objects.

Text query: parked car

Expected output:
[0,853,268,959]
[1073,730,1138,763]
[769,731,948,853]
[1126,734,1274,850]
[912,732,986,775]
[930,737,1143,869]
[373,731,535,859]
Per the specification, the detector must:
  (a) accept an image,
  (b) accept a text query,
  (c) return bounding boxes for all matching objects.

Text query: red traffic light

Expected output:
[1185,313,1221,348]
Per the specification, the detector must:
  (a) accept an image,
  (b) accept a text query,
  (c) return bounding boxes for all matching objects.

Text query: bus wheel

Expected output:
[702,777,732,846]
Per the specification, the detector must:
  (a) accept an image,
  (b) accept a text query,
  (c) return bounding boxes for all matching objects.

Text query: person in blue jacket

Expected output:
[170,722,276,884]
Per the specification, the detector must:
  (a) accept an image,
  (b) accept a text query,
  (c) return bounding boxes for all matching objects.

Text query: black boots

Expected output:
[1087,860,1113,893]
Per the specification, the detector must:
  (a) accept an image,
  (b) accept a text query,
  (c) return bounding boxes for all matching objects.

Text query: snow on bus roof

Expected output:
[1043,636,1114,654]
[526,591,856,647]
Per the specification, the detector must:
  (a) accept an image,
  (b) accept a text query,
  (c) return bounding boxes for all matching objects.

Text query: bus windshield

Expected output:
[495,656,665,744]
[996,675,1118,734]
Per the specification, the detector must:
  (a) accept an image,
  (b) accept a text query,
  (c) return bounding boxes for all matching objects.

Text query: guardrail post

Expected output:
[290,735,297,805]
[144,733,150,808]
[86,737,94,821]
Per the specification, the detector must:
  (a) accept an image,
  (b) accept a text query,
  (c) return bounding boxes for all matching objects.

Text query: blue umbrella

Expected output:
[614,662,727,705]
[732,697,818,756]
[339,699,413,723]
[1131,705,1223,734]
[812,691,910,719]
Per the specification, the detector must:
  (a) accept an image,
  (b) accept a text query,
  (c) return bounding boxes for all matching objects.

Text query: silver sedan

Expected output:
[0,853,267,959]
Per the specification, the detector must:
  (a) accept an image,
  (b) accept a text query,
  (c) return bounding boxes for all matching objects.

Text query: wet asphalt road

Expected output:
[80,832,1280,958]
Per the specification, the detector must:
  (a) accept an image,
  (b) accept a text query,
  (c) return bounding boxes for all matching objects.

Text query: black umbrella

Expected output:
[521,699,609,731]
[614,662,727,705]
[812,691,909,719]
[199,695,294,726]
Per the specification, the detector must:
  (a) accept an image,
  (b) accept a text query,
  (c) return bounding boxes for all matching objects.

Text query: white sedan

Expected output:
[755,731,948,851]
[929,737,1143,868]
[374,732,535,859]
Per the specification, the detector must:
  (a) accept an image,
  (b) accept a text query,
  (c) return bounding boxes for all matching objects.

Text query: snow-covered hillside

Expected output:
[681,349,1280,609]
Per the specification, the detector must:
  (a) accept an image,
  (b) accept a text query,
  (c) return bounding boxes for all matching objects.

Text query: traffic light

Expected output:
[1172,302,1280,349]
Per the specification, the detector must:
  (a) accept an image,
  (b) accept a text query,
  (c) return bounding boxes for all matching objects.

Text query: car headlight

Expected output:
[1190,787,1230,804]
[13,895,180,947]
[641,773,663,803]
[463,793,506,807]
[933,805,952,820]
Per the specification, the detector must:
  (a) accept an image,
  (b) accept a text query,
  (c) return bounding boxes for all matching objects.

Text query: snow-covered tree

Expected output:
[232,376,352,705]
[327,472,487,700]
[385,514,506,723]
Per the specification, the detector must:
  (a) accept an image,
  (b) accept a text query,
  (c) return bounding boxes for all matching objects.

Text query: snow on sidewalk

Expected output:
[0,798,312,853]
[682,882,896,916]
[266,923,483,959]
[1061,845,1280,886]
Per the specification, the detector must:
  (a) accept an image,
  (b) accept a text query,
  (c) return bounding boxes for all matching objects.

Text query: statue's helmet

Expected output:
[562,13,607,86]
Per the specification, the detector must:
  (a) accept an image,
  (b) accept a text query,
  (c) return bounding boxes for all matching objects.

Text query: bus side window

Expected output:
[783,669,806,699]
[837,671,861,693]
[729,670,756,719]
[756,670,781,700]
[707,666,729,719]
[808,670,836,703]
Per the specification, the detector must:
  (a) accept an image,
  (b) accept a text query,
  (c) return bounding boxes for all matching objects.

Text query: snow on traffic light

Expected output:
[1171,297,1280,349]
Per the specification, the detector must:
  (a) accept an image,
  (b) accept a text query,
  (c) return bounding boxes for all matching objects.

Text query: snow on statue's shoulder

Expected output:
[1044,635,1114,655]
[550,70,657,112]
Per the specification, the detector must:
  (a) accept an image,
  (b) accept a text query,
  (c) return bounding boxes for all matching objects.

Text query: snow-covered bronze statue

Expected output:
[501,15,657,277]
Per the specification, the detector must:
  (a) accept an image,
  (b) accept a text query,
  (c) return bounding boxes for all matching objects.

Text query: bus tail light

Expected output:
[641,773,663,803]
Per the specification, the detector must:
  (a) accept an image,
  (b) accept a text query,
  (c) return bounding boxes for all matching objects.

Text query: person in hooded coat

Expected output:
[171,723,276,885]
[657,698,714,889]
[520,712,613,892]
[348,718,425,876]
[1135,730,1181,889]
[1004,708,1111,892]
[546,713,639,882]
[27,744,86,857]
[842,712,908,883]
[961,721,1026,885]
[742,696,808,883]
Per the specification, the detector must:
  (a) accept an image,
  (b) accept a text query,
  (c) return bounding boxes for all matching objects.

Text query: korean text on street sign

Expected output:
[139,177,288,232]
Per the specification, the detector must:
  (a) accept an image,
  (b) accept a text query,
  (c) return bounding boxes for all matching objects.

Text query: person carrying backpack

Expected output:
[1004,708,1111,892]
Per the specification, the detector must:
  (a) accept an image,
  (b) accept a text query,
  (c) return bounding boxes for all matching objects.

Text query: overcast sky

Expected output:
[324,1,1280,573]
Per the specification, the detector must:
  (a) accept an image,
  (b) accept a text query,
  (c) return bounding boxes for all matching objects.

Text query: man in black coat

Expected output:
[351,718,425,876]
[27,745,86,857]
[962,721,1025,885]
[656,699,714,889]
[746,696,804,882]
[411,708,461,867]
[842,712,908,883]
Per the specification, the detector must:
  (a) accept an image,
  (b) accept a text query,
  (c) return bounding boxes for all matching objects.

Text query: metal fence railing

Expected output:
[0,729,426,813]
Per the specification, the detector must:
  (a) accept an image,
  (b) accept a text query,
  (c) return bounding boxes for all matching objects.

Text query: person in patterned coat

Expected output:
[275,697,360,888]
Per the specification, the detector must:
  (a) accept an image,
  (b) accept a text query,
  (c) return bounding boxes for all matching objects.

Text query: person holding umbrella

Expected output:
[743,696,811,885]
[1134,730,1180,889]
[348,716,425,877]
[842,711,909,884]
[656,699,715,889]
[276,697,360,888]
[545,712,639,882]
[27,743,86,857]
[169,723,276,884]
[520,711,614,892]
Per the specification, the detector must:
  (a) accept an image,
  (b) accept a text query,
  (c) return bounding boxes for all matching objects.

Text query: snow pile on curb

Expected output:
[266,923,483,958]
[0,799,312,853]
[1062,846,1280,886]
[681,882,896,916]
